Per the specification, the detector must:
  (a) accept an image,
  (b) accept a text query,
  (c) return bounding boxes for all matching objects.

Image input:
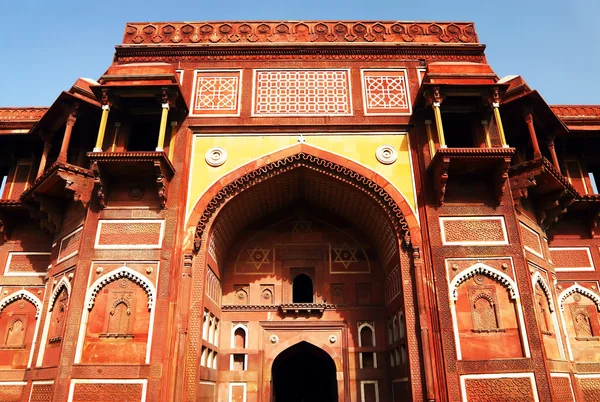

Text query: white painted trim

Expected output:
[3,252,51,276]
[550,247,595,272]
[447,262,531,359]
[0,289,45,368]
[229,353,248,371]
[175,69,184,85]
[360,69,412,116]
[228,382,247,402]
[557,282,600,361]
[36,276,72,367]
[185,139,420,228]
[57,226,83,264]
[558,283,600,311]
[67,379,147,402]
[531,271,566,359]
[531,271,556,312]
[190,69,243,117]
[360,380,380,402]
[29,381,54,401]
[416,68,427,86]
[358,322,376,347]
[0,289,42,317]
[520,222,544,258]
[231,323,248,349]
[358,351,378,369]
[94,219,165,249]
[549,373,576,401]
[74,262,159,364]
[449,262,519,300]
[460,373,539,402]
[439,216,509,246]
[0,381,27,385]
[251,69,354,117]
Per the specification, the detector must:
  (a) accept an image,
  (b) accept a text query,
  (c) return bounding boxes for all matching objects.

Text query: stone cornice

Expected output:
[115,44,486,62]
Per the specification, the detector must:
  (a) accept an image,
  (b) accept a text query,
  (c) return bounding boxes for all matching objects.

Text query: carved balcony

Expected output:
[86,151,175,209]
[509,157,578,229]
[0,200,29,241]
[20,162,94,233]
[429,147,514,205]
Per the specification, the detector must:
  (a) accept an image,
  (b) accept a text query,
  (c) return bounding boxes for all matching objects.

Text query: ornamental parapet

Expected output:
[121,21,479,46]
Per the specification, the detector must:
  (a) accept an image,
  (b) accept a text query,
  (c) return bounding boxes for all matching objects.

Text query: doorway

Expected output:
[272,341,338,402]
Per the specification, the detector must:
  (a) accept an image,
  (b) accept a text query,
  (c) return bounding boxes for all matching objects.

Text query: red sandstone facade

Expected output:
[0,20,599,402]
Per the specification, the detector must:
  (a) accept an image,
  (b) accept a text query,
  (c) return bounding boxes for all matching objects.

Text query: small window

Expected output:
[292,274,313,303]
[360,352,375,369]
[232,353,246,371]
[359,325,374,348]
[233,326,246,349]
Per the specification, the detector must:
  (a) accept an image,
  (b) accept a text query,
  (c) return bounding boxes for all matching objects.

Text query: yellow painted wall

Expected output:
[185,133,417,223]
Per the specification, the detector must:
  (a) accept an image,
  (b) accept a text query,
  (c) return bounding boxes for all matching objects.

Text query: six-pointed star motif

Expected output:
[333,242,358,268]
[246,246,271,270]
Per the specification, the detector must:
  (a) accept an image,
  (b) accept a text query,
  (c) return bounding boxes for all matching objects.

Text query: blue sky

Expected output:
[1,0,598,106]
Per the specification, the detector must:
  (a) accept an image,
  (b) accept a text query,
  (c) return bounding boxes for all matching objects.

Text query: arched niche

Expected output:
[558,284,600,361]
[75,265,157,365]
[0,290,43,369]
[449,263,529,360]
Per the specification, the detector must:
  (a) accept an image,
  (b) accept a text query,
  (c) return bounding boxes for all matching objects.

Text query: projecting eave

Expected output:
[551,105,600,132]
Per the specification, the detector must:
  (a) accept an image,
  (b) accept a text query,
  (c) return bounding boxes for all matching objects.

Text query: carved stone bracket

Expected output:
[86,151,175,209]
[509,157,578,230]
[429,147,515,205]
[19,162,94,233]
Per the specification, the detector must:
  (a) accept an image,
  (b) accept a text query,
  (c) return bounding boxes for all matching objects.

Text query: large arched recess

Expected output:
[179,143,437,402]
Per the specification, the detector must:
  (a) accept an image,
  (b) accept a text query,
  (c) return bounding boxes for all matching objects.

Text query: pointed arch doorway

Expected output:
[272,341,337,402]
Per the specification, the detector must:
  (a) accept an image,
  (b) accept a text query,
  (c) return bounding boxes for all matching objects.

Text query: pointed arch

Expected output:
[0,290,42,318]
[186,143,421,252]
[358,322,376,347]
[85,266,156,311]
[449,263,520,301]
[48,276,72,312]
[558,283,600,311]
[531,272,555,312]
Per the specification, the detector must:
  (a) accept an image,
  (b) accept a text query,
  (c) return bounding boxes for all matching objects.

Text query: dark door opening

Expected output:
[292,274,313,303]
[272,341,338,402]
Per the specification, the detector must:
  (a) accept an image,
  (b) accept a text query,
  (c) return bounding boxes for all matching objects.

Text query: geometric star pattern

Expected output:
[254,70,351,116]
[333,242,358,268]
[192,70,241,116]
[291,216,312,233]
[362,70,411,115]
[245,246,271,270]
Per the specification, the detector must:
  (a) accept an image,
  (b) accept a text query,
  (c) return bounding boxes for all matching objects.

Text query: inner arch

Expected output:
[272,341,337,402]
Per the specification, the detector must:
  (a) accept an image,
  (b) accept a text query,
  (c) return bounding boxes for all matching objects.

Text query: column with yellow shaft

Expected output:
[94,91,110,152]
[168,121,178,160]
[425,120,436,158]
[492,89,508,147]
[156,101,170,152]
[432,101,446,148]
